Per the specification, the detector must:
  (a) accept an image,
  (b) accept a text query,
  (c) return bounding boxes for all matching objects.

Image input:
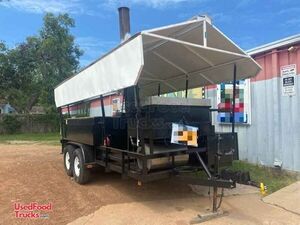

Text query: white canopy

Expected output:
[54,16,261,107]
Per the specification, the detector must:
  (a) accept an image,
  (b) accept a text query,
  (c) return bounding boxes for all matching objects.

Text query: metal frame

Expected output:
[142,32,251,59]
[79,144,235,188]
[141,57,250,90]
[232,64,238,159]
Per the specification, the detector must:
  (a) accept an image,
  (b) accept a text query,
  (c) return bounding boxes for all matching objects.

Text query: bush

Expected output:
[0,113,60,134]
[1,115,22,134]
[31,113,60,131]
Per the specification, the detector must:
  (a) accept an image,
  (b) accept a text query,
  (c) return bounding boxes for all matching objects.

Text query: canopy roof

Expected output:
[54,16,261,107]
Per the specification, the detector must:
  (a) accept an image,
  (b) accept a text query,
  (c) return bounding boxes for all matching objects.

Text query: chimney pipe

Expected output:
[118,7,131,43]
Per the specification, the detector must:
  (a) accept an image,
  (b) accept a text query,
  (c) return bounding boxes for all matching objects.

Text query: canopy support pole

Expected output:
[231,64,237,158]
[185,76,189,98]
[100,95,105,118]
[134,86,142,151]
[67,105,70,118]
[157,83,161,96]
[58,107,64,153]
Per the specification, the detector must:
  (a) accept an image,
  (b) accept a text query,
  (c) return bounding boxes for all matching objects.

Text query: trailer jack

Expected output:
[175,152,235,224]
[191,210,228,224]
[176,174,234,224]
[190,186,228,224]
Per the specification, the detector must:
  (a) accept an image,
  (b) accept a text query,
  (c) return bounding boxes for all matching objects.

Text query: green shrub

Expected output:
[1,115,22,134]
[0,113,60,134]
[30,113,60,131]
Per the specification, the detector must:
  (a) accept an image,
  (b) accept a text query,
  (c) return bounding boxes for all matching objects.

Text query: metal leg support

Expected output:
[190,153,228,224]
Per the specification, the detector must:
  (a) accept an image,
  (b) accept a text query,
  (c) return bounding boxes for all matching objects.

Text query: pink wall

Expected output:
[61,93,123,113]
[251,44,300,82]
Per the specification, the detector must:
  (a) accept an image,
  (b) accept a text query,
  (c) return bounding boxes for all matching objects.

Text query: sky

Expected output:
[0,0,300,66]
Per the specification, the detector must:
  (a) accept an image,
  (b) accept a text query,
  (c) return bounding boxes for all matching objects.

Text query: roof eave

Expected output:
[247,34,300,56]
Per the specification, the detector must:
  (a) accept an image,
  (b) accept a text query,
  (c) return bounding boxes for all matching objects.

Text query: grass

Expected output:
[0,132,60,145]
[229,160,299,194]
[196,160,299,194]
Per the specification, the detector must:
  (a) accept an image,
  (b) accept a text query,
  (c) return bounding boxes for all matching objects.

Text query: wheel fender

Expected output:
[63,144,76,153]
[65,142,94,163]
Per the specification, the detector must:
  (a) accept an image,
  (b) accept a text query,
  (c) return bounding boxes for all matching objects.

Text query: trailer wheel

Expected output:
[63,146,74,177]
[73,148,91,184]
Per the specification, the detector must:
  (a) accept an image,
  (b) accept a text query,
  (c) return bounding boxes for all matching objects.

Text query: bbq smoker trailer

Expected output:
[54,9,261,216]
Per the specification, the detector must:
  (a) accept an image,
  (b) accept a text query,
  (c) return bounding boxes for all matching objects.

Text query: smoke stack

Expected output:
[118,7,131,43]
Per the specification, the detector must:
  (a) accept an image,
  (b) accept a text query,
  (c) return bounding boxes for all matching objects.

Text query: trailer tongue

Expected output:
[54,12,261,222]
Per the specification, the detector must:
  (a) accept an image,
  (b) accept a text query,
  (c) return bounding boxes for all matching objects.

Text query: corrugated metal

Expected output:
[207,45,300,172]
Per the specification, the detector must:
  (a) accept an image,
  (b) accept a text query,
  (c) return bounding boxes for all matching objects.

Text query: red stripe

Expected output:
[206,85,217,90]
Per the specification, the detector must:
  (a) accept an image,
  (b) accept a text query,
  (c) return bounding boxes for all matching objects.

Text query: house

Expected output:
[206,34,300,172]
[30,106,46,114]
[0,103,15,114]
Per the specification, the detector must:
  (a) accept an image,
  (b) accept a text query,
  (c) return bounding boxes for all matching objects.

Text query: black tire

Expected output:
[63,145,74,177]
[73,148,91,184]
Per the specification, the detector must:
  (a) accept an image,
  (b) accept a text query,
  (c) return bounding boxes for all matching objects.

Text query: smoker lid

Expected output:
[54,17,261,108]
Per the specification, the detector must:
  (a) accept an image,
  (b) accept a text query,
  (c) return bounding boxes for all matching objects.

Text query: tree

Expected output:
[0,37,42,113]
[0,13,82,113]
[38,13,82,110]
[0,42,11,90]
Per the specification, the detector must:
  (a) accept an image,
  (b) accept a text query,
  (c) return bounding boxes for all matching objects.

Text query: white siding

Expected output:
[207,75,300,171]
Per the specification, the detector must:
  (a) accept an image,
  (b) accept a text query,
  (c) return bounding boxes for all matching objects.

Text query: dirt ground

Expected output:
[69,194,300,225]
[0,143,196,225]
[0,143,299,225]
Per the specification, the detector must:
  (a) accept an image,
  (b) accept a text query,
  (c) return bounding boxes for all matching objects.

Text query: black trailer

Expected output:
[54,9,261,217]
[60,95,236,184]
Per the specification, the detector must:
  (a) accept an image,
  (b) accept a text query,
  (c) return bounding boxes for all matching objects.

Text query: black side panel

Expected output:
[128,105,214,139]
[207,132,238,170]
[104,117,128,150]
[65,116,127,149]
[66,117,103,146]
